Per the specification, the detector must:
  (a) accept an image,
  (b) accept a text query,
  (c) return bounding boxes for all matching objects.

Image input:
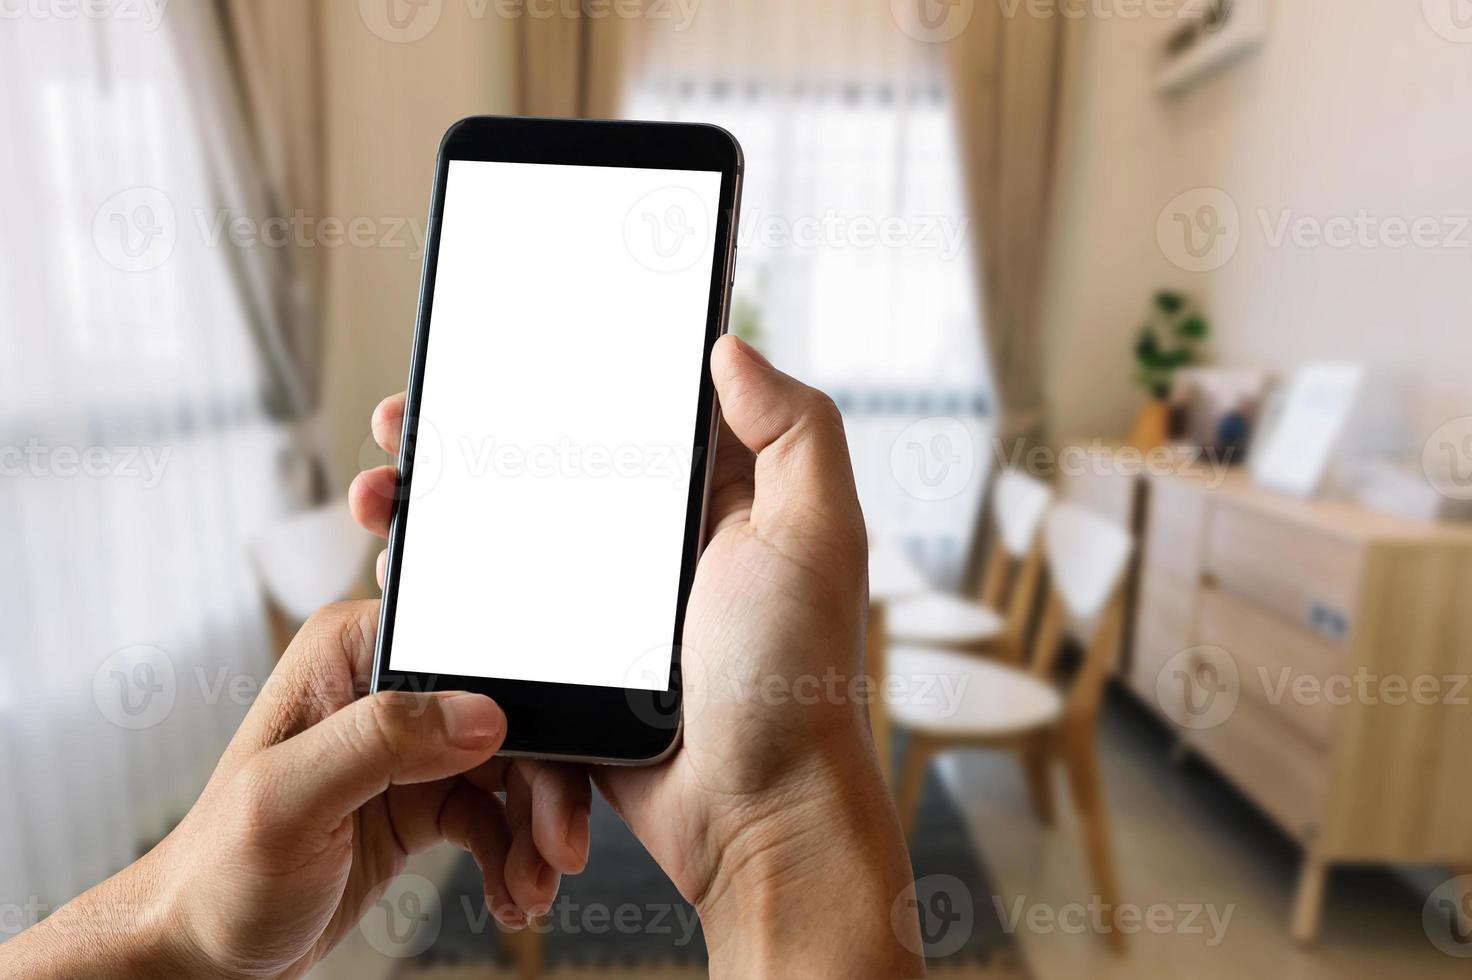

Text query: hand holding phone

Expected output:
[8,336,924,980]
[356,115,921,971]
[353,335,923,974]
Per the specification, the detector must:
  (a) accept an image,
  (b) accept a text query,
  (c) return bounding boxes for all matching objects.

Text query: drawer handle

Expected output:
[1304,601,1350,641]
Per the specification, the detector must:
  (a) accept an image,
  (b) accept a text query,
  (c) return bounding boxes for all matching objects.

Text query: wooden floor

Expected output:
[939,691,1468,979]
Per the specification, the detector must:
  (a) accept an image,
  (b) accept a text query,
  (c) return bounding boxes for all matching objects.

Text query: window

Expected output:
[625,77,992,583]
[0,16,284,919]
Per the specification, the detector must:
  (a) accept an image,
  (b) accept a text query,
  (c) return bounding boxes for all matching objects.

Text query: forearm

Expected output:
[1,856,195,979]
[697,752,925,979]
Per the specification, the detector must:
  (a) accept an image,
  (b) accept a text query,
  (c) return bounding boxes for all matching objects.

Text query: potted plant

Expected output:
[1130,290,1210,448]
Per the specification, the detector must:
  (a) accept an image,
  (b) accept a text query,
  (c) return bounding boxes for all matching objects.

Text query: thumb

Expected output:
[710,335,864,539]
[242,691,506,833]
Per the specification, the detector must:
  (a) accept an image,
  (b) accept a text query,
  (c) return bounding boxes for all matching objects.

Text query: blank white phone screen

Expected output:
[389,160,723,691]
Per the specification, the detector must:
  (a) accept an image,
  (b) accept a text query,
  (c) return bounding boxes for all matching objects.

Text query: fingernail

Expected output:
[439,693,505,749]
[731,335,772,369]
[375,550,388,588]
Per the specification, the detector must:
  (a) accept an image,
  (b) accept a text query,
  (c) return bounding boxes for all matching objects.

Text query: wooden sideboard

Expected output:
[1122,467,1472,942]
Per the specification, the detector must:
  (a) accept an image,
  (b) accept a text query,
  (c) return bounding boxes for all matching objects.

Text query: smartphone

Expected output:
[370,116,743,765]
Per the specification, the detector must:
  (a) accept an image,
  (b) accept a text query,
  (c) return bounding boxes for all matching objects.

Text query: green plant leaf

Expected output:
[1154,290,1185,315]
[1176,314,1209,339]
[1167,347,1195,368]
[1135,328,1160,363]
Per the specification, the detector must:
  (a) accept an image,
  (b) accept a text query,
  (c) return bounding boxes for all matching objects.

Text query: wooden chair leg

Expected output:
[1019,736,1055,826]
[1289,847,1329,946]
[510,919,545,979]
[894,736,936,840]
[1060,728,1125,952]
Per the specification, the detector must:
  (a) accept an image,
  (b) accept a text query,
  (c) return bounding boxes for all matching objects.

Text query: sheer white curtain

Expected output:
[624,78,992,584]
[0,14,288,927]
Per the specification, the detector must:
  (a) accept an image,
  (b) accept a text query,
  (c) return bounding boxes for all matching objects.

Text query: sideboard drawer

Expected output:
[1142,476,1206,579]
[1202,504,1361,644]
[1130,571,1195,709]
[1188,694,1328,842]
[1194,586,1342,747]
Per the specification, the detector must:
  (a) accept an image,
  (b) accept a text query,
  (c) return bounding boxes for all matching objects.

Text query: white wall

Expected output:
[1043,0,1472,446]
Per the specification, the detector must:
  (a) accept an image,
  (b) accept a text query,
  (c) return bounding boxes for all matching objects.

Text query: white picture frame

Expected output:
[1250,363,1365,499]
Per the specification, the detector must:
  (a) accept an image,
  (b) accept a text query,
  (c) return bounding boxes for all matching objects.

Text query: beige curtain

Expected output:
[167,0,329,494]
[219,0,328,308]
[515,1,640,118]
[946,7,1078,442]
[167,1,325,415]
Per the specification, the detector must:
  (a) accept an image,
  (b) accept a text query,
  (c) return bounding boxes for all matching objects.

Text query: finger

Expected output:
[705,418,755,537]
[376,549,388,589]
[372,392,407,457]
[502,764,561,916]
[709,335,864,544]
[223,601,382,765]
[515,760,591,874]
[380,776,526,928]
[242,690,506,835]
[349,465,397,539]
[438,780,526,929]
[460,758,590,878]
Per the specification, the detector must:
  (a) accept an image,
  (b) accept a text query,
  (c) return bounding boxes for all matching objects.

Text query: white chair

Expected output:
[885,470,1053,661]
[888,503,1134,950]
[248,501,375,656]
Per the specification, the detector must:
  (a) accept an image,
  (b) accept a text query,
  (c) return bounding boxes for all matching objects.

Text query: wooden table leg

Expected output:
[1290,846,1329,945]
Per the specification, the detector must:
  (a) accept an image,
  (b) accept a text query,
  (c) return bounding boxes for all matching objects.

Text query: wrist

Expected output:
[2,851,203,979]
[696,747,924,979]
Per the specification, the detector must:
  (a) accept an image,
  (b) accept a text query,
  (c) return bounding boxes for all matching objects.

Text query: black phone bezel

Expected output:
[371,115,743,764]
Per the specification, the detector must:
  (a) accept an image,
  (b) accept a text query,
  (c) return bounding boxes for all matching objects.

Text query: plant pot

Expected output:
[1130,397,1171,451]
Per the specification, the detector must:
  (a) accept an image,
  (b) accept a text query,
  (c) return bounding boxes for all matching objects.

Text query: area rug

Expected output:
[400,757,1025,976]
